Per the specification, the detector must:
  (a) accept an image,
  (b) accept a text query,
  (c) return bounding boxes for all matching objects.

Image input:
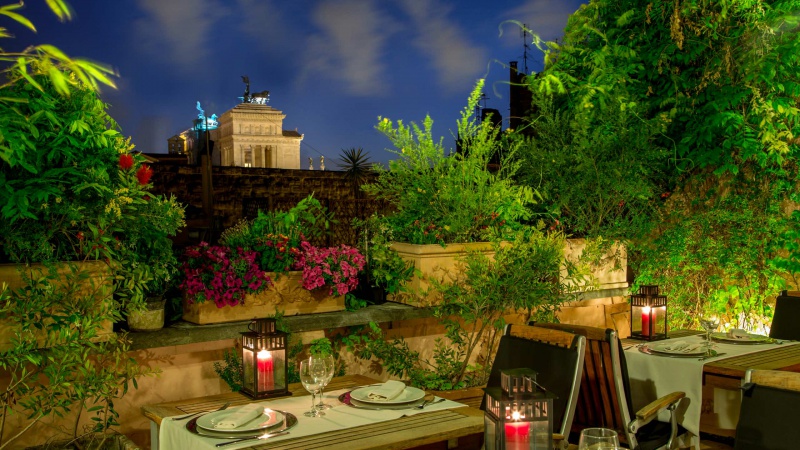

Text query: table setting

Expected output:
[624,326,797,438]
[158,379,467,449]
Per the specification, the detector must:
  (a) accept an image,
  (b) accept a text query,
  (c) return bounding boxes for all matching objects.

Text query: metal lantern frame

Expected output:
[240,318,290,399]
[630,285,668,341]
[484,368,554,450]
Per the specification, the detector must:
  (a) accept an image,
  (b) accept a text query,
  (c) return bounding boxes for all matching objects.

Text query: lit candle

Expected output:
[504,411,530,450]
[642,306,651,337]
[257,349,274,391]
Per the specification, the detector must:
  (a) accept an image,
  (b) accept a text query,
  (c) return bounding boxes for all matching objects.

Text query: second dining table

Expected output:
[142,374,484,450]
[623,330,799,439]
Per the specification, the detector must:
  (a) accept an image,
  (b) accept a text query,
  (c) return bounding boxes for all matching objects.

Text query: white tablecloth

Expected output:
[159,388,466,450]
[624,335,794,439]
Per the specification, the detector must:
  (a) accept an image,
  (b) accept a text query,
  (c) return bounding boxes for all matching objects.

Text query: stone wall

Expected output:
[149,164,381,246]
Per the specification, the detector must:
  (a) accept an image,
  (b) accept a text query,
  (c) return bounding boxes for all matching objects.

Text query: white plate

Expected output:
[349,386,426,405]
[648,341,707,356]
[196,406,283,433]
[710,332,772,344]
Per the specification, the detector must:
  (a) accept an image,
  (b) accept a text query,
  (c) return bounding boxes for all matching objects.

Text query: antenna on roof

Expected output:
[521,23,530,73]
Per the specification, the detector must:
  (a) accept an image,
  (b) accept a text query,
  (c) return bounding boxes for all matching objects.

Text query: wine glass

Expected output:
[311,354,336,410]
[299,359,326,417]
[578,428,619,450]
[699,313,720,355]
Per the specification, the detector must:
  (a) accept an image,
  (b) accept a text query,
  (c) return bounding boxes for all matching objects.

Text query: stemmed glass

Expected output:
[299,359,327,417]
[699,313,720,356]
[311,354,335,410]
[578,427,619,449]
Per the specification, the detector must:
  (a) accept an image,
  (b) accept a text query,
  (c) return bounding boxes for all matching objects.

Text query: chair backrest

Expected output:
[533,322,637,447]
[735,369,800,450]
[769,291,800,340]
[481,324,586,437]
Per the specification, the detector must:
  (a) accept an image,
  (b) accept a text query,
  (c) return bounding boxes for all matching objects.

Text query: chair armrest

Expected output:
[553,433,568,450]
[630,391,686,431]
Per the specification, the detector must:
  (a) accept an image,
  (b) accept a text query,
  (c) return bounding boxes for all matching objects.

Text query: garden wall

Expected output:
[149,164,382,246]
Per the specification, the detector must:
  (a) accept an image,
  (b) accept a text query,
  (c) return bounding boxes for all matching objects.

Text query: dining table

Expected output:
[141,374,484,450]
[622,329,800,440]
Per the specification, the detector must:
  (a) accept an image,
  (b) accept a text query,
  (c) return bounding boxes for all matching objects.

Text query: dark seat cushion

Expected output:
[734,383,800,450]
[481,335,580,436]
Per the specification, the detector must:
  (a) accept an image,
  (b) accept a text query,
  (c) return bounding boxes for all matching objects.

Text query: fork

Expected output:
[416,398,445,409]
[172,401,231,421]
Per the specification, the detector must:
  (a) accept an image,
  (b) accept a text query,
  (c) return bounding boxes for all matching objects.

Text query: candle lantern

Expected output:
[484,368,554,450]
[240,318,290,399]
[630,285,668,341]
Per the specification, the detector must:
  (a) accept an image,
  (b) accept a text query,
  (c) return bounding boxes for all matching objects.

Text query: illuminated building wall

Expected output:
[216,103,302,169]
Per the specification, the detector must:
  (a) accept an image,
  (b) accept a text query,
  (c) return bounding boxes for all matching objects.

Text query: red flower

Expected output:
[136,164,153,185]
[119,154,134,170]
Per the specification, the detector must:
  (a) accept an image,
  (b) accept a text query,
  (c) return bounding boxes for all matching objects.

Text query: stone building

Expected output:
[215,102,302,169]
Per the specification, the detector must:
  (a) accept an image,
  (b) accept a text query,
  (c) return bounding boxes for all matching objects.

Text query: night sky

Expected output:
[8,0,584,167]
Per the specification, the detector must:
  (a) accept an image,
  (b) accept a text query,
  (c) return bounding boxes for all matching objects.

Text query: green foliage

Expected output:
[633,172,790,332]
[219,194,334,274]
[0,1,116,101]
[309,337,333,357]
[354,215,415,294]
[516,91,670,239]
[521,0,800,330]
[0,264,155,447]
[364,80,537,245]
[213,350,243,392]
[346,227,575,389]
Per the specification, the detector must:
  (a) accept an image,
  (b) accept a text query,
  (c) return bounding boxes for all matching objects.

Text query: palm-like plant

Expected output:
[336,147,373,198]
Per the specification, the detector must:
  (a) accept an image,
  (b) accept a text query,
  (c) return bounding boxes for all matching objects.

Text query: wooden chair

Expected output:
[482,324,586,450]
[533,322,687,450]
[734,369,800,449]
[769,291,800,341]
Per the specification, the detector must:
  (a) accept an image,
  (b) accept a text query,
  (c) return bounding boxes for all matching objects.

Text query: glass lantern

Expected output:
[630,285,668,341]
[240,318,290,399]
[484,368,554,450]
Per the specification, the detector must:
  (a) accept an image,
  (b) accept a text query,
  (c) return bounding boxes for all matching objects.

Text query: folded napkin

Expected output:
[728,328,750,339]
[213,404,264,429]
[367,380,406,401]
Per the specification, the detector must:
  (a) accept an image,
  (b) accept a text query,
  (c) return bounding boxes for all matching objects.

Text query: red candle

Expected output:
[504,410,530,450]
[257,349,274,391]
[642,306,651,337]
[504,421,530,450]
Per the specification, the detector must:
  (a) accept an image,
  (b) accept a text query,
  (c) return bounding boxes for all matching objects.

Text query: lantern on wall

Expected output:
[630,285,668,341]
[484,368,554,450]
[240,318,289,399]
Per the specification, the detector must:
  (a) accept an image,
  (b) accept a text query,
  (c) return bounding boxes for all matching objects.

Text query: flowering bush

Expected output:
[295,241,366,297]
[181,242,271,307]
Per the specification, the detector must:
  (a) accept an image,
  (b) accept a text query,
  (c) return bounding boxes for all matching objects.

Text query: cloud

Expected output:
[235,0,292,54]
[500,0,584,43]
[398,0,487,93]
[133,0,228,71]
[301,0,396,96]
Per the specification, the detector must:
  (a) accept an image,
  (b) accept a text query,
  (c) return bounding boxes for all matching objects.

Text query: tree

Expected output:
[522,0,800,328]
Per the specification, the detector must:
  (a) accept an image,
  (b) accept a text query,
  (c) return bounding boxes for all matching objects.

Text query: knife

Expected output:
[215,430,290,447]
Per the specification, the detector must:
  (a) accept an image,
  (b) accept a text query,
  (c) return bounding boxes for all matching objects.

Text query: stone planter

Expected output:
[389,242,496,306]
[182,270,345,325]
[128,297,166,332]
[0,261,114,352]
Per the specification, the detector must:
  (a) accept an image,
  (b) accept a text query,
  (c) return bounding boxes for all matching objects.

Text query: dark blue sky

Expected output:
[9,0,584,167]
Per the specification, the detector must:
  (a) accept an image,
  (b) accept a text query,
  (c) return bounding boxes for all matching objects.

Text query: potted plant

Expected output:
[352,215,415,304]
[0,4,182,446]
[346,226,578,391]
[180,196,365,324]
[362,80,537,304]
